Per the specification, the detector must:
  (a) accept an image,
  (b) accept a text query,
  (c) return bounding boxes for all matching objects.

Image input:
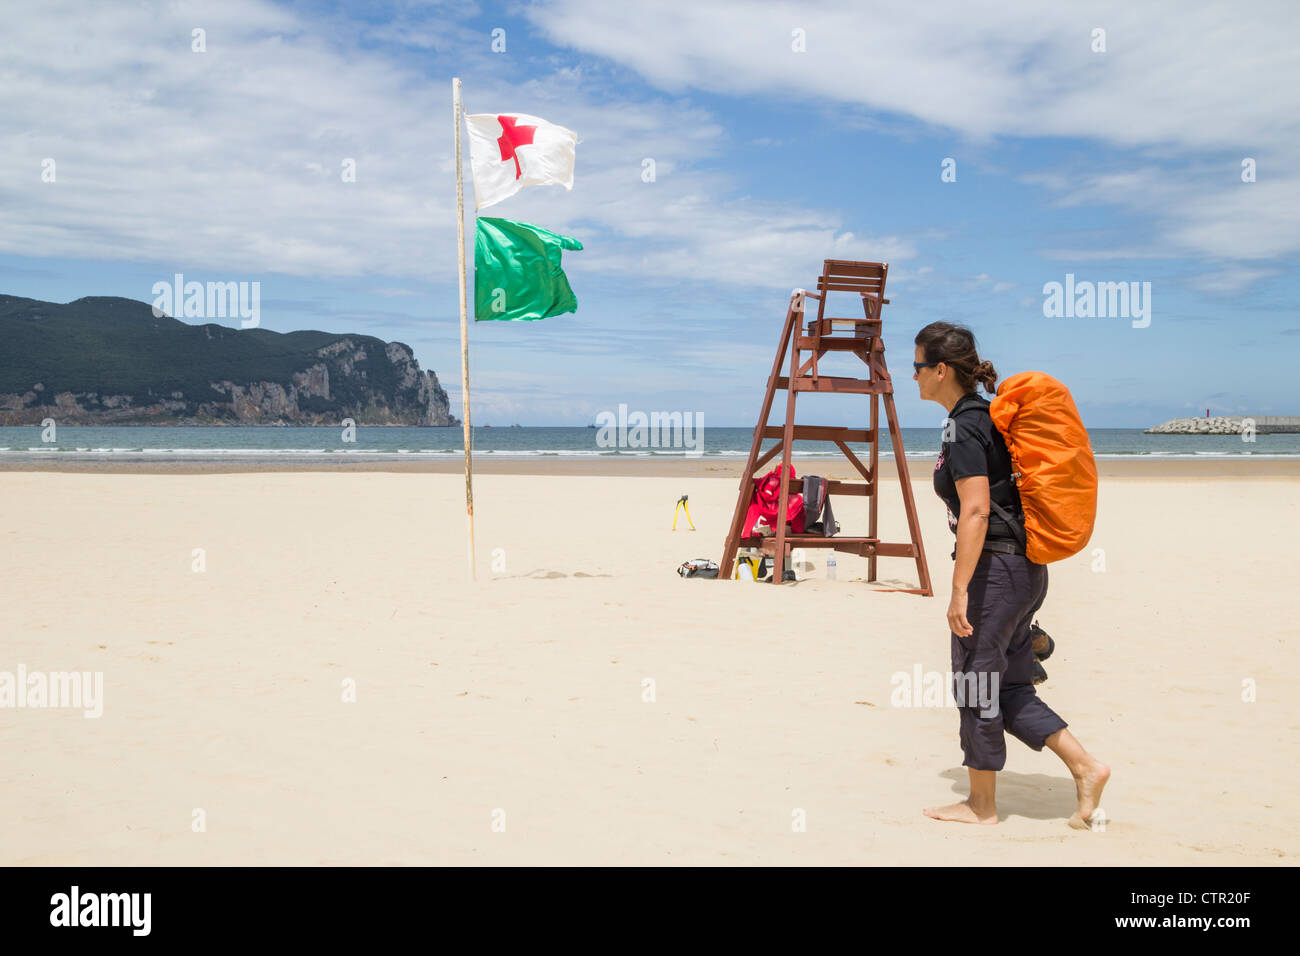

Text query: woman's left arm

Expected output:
[948,475,991,637]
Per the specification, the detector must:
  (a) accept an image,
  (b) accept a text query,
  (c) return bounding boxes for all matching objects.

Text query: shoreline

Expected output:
[3,455,1299,478]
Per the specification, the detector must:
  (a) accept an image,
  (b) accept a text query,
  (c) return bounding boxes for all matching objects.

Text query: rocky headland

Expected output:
[0,295,456,426]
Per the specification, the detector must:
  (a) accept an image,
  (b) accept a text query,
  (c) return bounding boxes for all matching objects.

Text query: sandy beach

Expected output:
[2,462,1297,865]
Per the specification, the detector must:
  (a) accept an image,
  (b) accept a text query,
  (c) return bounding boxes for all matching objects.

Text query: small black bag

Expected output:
[756,557,797,582]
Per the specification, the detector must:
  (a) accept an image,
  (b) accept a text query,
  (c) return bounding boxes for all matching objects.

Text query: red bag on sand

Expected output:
[745,463,805,536]
[989,371,1098,564]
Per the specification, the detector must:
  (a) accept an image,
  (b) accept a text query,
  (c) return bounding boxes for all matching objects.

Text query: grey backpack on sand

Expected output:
[677,558,720,579]
[801,475,839,536]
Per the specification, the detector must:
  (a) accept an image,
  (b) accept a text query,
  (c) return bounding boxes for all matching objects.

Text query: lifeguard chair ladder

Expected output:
[718,259,932,595]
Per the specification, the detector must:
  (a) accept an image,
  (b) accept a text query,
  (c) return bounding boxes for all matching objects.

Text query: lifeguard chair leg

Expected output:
[883,389,933,596]
[719,291,801,578]
[868,391,880,582]
[771,314,801,584]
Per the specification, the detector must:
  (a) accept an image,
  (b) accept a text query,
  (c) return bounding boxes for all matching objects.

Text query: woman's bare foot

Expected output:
[1068,759,1110,827]
[923,800,998,825]
[1044,730,1111,829]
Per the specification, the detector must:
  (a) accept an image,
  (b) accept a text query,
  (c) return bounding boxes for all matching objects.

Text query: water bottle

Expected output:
[827,557,837,580]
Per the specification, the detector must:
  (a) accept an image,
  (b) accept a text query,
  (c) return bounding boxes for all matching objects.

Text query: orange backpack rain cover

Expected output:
[988,371,1098,564]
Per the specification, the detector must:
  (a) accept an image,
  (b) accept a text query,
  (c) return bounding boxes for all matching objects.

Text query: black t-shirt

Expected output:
[932,393,1024,545]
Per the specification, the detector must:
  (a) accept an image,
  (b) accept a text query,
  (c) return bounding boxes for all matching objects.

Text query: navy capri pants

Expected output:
[951,551,1068,771]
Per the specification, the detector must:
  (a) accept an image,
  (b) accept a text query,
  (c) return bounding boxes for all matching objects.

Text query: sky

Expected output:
[1,0,1297,427]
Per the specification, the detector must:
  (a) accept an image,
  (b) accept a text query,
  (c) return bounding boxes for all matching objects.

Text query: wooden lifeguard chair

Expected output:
[718,259,932,595]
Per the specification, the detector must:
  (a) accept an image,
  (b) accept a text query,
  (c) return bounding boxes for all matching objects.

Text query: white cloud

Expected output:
[2,1,446,278]
[1186,267,1280,295]
[526,0,1300,275]
[1024,163,1300,266]
[0,0,912,292]
[526,0,1299,153]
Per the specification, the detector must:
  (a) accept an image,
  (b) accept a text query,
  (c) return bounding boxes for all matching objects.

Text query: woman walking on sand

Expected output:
[912,321,1109,827]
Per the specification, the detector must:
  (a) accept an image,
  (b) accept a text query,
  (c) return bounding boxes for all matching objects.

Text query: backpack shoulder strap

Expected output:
[949,393,988,420]
[989,499,1027,549]
[946,395,1024,546]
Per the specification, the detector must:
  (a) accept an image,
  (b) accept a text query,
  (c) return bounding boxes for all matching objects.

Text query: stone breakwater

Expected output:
[1145,416,1300,435]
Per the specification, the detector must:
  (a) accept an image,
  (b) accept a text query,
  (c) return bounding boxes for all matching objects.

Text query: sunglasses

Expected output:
[913,360,941,373]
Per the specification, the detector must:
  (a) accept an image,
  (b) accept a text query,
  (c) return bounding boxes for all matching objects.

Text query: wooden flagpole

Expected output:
[453,77,475,581]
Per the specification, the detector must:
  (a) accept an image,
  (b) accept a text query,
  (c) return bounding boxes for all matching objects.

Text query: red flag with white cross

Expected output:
[464,112,577,210]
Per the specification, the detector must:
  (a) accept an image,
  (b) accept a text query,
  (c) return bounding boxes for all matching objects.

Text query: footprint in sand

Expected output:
[522,569,612,579]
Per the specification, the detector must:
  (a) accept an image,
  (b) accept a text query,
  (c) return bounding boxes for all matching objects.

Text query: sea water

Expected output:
[1,425,1297,461]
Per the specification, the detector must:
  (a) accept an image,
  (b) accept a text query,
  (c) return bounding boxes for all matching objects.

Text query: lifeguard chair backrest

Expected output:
[815,260,888,321]
[815,259,888,296]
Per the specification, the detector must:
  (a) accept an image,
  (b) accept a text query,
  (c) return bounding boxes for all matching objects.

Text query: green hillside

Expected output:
[0,295,452,424]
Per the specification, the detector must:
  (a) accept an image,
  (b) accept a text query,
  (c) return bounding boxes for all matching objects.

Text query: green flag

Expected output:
[474,217,583,322]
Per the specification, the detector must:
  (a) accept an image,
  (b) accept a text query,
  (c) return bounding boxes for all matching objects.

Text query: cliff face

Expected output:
[0,295,456,426]
[199,338,453,425]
